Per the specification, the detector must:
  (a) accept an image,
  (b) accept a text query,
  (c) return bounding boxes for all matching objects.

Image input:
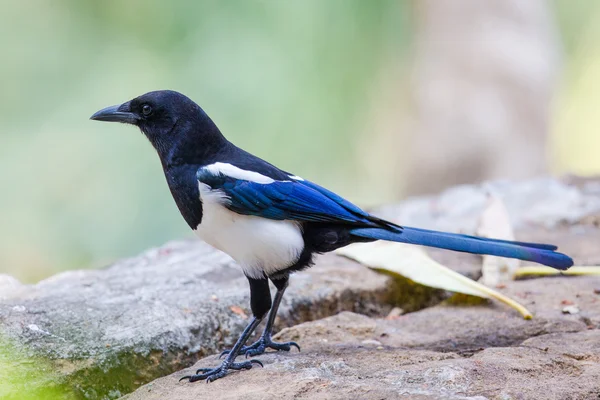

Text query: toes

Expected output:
[182,354,266,384]
[244,346,265,358]
[182,368,218,382]
[183,369,227,383]
[195,367,212,374]
[277,343,291,351]
[230,359,264,370]
[190,374,206,383]
[205,371,226,383]
[238,362,253,370]
[264,340,300,352]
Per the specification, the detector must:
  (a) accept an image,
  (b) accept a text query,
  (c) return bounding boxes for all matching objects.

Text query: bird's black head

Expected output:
[91,90,226,165]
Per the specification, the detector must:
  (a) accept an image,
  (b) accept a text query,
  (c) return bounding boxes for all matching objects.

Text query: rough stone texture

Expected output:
[122,177,600,400]
[1,177,599,399]
[0,242,393,399]
[125,281,600,400]
[376,177,600,232]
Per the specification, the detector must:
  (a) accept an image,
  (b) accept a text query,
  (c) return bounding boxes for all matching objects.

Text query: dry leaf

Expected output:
[513,266,600,279]
[336,241,532,319]
[477,194,519,286]
[229,305,248,319]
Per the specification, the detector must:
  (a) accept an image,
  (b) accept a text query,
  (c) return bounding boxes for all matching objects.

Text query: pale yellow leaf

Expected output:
[336,241,532,319]
[514,266,600,278]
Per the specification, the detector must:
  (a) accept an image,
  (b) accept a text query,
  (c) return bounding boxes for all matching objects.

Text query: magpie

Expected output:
[91,90,573,383]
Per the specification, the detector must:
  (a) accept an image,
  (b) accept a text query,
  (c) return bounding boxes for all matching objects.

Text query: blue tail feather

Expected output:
[350,226,573,270]
[401,227,558,251]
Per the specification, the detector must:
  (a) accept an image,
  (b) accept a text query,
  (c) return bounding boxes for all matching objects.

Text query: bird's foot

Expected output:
[179,359,263,383]
[220,336,300,358]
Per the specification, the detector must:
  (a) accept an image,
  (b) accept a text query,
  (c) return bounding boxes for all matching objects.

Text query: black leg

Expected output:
[221,276,300,359]
[180,277,271,383]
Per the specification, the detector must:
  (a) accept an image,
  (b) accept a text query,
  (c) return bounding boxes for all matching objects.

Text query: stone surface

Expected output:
[0,241,394,400]
[376,177,600,233]
[125,282,600,400]
[1,177,599,400]
[275,274,600,354]
[122,176,600,400]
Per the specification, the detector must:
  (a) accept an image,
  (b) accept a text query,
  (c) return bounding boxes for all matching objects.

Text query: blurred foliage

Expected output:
[552,0,600,175]
[0,0,598,282]
[0,0,410,281]
[0,336,75,400]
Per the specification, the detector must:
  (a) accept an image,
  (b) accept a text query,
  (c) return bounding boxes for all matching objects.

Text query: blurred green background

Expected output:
[0,0,598,282]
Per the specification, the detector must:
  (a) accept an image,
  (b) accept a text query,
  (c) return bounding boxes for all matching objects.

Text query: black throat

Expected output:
[149,111,230,230]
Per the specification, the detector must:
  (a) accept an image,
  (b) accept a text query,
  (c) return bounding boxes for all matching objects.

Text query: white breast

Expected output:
[194,182,304,279]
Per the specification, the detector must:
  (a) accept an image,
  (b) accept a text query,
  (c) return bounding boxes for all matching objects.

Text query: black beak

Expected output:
[90,101,140,124]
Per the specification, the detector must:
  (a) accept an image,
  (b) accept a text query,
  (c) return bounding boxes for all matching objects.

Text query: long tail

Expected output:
[350,226,573,270]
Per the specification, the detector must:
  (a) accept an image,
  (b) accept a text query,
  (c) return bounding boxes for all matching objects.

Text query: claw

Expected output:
[182,359,264,383]
[289,341,301,352]
[241,337,301,357]
[180,374,206,383]
[205,372,225,383]
[218,350,230,359]
[217,338,302,361]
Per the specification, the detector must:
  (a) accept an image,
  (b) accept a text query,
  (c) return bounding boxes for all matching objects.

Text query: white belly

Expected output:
[194,184,304,279]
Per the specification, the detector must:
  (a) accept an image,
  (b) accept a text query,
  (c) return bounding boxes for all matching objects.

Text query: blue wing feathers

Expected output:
[300,180,369,217]
[197,167,572,270]
[198,168,371,224]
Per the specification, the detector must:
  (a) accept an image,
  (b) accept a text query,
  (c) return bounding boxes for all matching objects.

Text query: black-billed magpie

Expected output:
[91,90,573,383]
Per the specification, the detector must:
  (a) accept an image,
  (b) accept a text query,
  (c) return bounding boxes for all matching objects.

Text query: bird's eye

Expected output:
[142,104,153,116]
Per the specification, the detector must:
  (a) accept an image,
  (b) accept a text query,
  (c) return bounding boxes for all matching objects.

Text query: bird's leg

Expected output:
[180,277,271,383]
[242,277,301,357]
[221,276,300,358]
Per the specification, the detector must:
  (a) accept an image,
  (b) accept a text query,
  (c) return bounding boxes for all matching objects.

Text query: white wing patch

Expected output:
[204,162,275,184]
[194,181,304,279]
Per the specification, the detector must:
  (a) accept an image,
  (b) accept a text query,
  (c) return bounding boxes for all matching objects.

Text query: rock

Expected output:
[562,305,580,314]
[124,248,600,399]
[498,276,600,328]
[0,241,393,400]
[0,275,23,300]
[276,275,599,354]
[124,309,600,400]
[2,177,599,399]
[385,307,404,320]
[375,177,600,232]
